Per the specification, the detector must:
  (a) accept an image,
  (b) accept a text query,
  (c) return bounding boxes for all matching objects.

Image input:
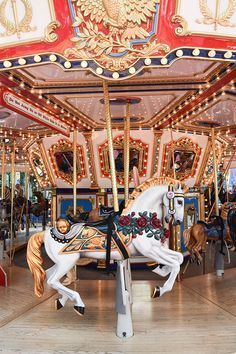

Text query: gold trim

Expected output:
[28,147,51,188]
[195,139,211,186]
[43,21,60,43]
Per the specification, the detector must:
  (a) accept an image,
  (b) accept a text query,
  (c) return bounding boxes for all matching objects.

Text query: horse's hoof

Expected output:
[55,298,63,310]
[151,286,160,298]
[74,306,85,316]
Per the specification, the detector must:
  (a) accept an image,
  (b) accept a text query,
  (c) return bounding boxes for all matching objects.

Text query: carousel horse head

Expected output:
[162,182,185,225]
[123,177,185,226]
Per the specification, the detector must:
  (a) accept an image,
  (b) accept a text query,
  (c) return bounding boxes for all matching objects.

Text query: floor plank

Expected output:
[0,267,236,353]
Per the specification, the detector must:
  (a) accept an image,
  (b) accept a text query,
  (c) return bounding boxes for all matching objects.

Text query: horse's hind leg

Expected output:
[47,258,85,315]
[46,265,69,309]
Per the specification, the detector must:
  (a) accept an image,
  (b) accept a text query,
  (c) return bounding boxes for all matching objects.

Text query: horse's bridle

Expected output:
[166,183,184,216]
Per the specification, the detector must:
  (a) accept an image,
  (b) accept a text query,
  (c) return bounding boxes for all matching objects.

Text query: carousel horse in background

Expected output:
[183,215,225,264]
[31,191,49,229]
[226,203,236,250]
[0,199,10,248]
[27,177,185,316]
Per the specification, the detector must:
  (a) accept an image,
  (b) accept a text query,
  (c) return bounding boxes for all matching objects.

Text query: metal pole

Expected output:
[103,81,119,212]
[73,128,78,216]
[124,102,130,205]
[1,142,5,199]
[9,140,16,264]
[170,129,176,180]
[25,164,30,238]
[211,128,219,216]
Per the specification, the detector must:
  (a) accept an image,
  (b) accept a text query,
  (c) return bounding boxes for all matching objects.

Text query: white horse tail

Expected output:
[27,232,46,298]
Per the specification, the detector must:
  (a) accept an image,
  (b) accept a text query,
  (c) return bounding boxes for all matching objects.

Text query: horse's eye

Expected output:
[177,200,183,205]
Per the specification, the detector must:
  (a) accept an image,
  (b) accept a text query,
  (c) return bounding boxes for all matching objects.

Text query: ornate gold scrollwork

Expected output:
[171,14,190,36]
[197,0,236,29]
[44,20,60,43]
[65,0,170,71]
[0,0,36,38]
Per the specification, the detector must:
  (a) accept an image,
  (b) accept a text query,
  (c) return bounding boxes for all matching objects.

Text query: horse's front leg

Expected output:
[46,256,85,316]
[150,246,182,298]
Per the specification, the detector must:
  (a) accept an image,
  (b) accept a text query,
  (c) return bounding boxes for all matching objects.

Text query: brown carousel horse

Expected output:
[183,215,225,264]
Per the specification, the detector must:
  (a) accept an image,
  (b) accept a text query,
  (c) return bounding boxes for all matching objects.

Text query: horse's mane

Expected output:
[123,176,181,213]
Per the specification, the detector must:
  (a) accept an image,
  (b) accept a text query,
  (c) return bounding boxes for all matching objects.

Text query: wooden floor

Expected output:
[1,266,236,354]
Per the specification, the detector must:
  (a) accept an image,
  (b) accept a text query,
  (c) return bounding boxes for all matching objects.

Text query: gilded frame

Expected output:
[98,135,149,185]
[49,139,86,185]
[28,147,51,188]
[161,137,201,180]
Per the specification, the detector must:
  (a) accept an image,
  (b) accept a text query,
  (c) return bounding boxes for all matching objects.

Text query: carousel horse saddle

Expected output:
[61,215,130,259]
[197,219,224,239]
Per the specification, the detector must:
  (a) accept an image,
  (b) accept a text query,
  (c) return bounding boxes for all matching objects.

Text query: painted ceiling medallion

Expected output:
[65,0,169,72]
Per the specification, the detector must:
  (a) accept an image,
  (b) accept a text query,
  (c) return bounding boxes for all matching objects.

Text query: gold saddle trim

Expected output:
[60,225,131,254]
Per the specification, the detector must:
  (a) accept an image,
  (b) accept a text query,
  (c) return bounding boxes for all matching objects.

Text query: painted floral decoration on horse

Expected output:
[115,212,170,242]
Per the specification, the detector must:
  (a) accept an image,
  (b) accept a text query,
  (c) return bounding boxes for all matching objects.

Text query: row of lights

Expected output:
[154,68,235,128]
[1,48,235,80]
[8,73,93,132]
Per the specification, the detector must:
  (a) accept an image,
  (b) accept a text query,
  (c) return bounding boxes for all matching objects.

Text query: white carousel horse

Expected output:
[27,177,185,317]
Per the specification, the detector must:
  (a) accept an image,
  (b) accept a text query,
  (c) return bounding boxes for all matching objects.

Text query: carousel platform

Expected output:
[0,265,236,353]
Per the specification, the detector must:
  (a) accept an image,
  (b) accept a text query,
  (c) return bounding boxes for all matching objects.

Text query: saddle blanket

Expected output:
[60,226,131,254]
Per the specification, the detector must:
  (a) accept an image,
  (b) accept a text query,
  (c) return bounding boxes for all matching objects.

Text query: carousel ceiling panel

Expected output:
[184,94,236,129]
[0,107,35,130]
[55,91,188,126]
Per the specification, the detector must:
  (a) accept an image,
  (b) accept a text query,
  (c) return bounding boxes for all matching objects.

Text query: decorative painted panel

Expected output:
[98,135,149,185]
[161,137,202,180]
[173,0,236,38]
[28,147,50,187]
[58,194,96,218]
[0,0,59,47]
[49,139,86,185]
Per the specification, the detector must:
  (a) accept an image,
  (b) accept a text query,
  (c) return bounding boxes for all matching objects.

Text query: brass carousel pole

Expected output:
[73,128,78,216]
[25,164,30,238]
[9,140,16,264]
[124,101,130,205]
[211,127,219,216]
[103,81,119,212]
[1,141,5,199]
[170,128,176,180]
[103,80,133,338]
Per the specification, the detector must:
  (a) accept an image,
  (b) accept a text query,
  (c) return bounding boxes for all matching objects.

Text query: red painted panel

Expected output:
[0,265,7,287]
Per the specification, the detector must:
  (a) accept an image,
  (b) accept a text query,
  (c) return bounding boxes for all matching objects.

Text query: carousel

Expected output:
[0,0,236,352]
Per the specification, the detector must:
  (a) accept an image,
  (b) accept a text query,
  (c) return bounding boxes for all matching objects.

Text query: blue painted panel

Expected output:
[60,199,93,218]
